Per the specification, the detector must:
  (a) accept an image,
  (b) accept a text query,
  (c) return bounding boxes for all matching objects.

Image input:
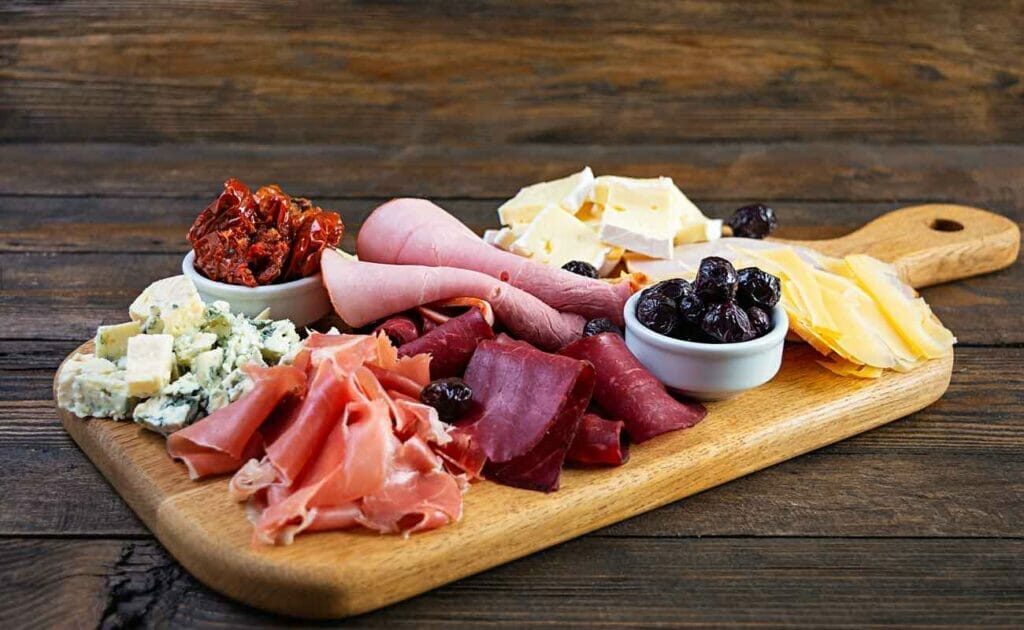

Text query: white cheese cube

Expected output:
[191,348,225,389]
[593,176,680,259]
[482,227,519,251]
[497,167,594,225]
[57,353,133,420]
[95,321,141,361]
[126,334,175,397]
[128,275,205,336]
[676,219,723,245]
[510,205,611,270]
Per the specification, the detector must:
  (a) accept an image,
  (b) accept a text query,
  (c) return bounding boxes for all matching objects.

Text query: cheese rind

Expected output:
[126,334,175,397]
[593,176,680,259]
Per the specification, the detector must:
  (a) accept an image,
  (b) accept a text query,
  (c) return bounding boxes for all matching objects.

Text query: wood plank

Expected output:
[1,537,1020,628]
[2,2,1022,144]
[3,348,1019,537]
[1,143,1023,204]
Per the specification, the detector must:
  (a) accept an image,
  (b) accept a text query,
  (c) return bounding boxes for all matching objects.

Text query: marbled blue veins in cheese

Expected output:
[57,354,133,420]
[94,321,141,360]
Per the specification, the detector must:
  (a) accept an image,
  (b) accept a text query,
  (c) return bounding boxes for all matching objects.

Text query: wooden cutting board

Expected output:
[55,204,1018,619]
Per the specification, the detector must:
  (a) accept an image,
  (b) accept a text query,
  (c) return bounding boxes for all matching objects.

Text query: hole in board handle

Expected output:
[929,218,964,232]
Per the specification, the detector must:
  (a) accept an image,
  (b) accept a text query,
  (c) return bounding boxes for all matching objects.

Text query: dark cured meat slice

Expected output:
[374,315,421,346]
[398,309,494,379]
[460,338,595,492]
[560,332,707,443]
[566,413,629,466]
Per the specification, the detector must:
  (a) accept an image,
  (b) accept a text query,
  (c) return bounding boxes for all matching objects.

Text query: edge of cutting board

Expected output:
[56,340,953,619]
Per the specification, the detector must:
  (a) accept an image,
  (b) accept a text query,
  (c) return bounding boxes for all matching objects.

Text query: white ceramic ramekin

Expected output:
[182,250,331,327]
[623,292,788,401]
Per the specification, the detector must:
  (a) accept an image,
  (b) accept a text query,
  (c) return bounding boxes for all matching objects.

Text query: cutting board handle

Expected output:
[785,204,1020,288]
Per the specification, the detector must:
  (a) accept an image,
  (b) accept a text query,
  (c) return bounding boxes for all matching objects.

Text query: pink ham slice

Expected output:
[560,332,706,443]
[167,364,306,479]
[320,249,584,351]
[567,413,629,466]
[459,336,595,492]
[356,198,636,325]
[398,309,494,378]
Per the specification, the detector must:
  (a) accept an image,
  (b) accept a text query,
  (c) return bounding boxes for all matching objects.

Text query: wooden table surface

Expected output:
[1,2,1022,628]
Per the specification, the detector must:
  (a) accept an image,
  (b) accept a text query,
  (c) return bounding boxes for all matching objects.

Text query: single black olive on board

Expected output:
[561,260,599,278]
[583,317,622,337]
[420,377,474,423]
[727,203,778,239]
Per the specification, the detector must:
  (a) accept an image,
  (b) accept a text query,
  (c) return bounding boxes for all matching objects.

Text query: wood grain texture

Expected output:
[55,341,954,618]
[2,1,1023,144]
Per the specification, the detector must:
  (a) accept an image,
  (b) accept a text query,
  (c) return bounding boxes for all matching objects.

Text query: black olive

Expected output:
[694,256,738,303]
[561,260,599,278]
[420,378,474,423]
[746,305,772,337]
[583,317,622,337]
[677,290,705,326]
[635,293,679,336]
[643,278,693,303]
[727,204,778,239]
[736,267,782,309]
[700,301,756,343]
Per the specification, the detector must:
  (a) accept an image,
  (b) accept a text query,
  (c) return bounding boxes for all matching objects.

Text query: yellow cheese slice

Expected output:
[498,167,594,225]
[817,358,884,379]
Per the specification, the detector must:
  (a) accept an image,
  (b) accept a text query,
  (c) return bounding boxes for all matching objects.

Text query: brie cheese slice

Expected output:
[510,204,611,270]
[498,167,595,225]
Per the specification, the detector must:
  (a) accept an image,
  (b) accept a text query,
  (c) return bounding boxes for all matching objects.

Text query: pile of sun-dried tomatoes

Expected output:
[187,179,344,286]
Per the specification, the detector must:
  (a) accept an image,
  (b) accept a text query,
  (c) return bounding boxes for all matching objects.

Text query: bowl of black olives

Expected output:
[623,257,788,400]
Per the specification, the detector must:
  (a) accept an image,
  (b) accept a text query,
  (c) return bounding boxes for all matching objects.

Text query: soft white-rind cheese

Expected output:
[510,205,611,270]
[497,167,595,225]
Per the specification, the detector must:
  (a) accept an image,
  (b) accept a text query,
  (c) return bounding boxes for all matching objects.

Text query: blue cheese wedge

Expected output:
[510,204,611,270]
[592,176,680,259]
[132,373,205,435]
[498,167,594,225]
[95,321,141,361]
[129,275,205,336]
[206,368,255,413]
[254,319,300,362]
[57,354,133,420]
[173,331,218,366]
[126,334,175,397]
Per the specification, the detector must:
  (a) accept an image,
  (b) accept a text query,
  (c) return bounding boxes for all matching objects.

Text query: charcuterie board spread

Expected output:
[55,171,1019,618]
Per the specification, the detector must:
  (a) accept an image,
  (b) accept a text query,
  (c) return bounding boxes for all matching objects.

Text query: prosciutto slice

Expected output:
[560,332,706,442]
[567,413,629,466]
[460,336,595,491]
[356,198,636,325]
[167,364,306,480]
[398,309,494,378]
[320,249,585,351]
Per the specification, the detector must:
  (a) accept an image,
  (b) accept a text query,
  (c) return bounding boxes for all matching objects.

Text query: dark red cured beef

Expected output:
[567,413,629,466]
[560,333,706,443]
[398,309,494,379]
[460,338,595,492]
[374,315,420,346]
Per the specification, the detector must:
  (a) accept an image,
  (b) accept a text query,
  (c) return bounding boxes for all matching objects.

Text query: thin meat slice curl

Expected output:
[320,249,584,351]
[460,337,595,492]
[567,413,629,466]
[356,198,636,325]
[374,315,421,346]
[560,332,706,443]
[398,308,494,379]
[167,364,306,480]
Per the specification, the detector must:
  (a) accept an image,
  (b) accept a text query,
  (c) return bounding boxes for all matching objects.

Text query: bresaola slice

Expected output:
[567,413,629,466]
[560,333,707,442]
[459,336,594,492]
[398,309,494,379]
[374,315,420,346]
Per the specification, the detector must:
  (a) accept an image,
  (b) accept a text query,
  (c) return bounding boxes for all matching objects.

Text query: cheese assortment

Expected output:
[489,168,722,275]
[57,275,301,434]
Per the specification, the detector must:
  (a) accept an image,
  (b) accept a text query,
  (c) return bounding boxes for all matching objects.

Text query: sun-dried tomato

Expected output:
[187,179,343,286]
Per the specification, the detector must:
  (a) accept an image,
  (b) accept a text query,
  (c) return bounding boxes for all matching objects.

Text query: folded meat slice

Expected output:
[398,309,494,378]
[356,198,636,325]
[560,332,706,442]
[567,413,629,466]
[374,315,421,346]
[320,249,584,351]
[167,364,306,480]
[460,337,595,492]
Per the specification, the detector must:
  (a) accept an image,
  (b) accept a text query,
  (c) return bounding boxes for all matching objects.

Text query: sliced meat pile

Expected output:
[168,333,465,544]
[356,198,636,325]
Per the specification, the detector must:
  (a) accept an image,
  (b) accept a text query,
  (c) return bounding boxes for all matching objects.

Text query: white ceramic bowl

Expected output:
[182,250,331,327]
[623,292,788,401]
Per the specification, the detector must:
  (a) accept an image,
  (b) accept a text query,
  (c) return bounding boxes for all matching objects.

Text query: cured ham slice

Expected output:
[560,332,706,442]
[460,337,595,491]
[167,364,306,480]
[567,413,629,466]
[398,309,495,378]
[320,249,585,351]
[356,198,635,325]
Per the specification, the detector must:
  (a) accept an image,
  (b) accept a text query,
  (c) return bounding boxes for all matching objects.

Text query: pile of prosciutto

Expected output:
[167,198,708,545]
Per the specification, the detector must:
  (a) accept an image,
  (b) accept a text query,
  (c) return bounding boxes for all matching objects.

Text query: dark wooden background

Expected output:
[1,1,1022,627]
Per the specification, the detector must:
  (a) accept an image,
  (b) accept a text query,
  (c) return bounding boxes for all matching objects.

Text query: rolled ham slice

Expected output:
[567,413,629,466]
[460,337,595,492]
[398,309,494,379]
[356,198,636,325]
[167,364,306,480]
[560,332,706,443]
[320,249,584,351]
